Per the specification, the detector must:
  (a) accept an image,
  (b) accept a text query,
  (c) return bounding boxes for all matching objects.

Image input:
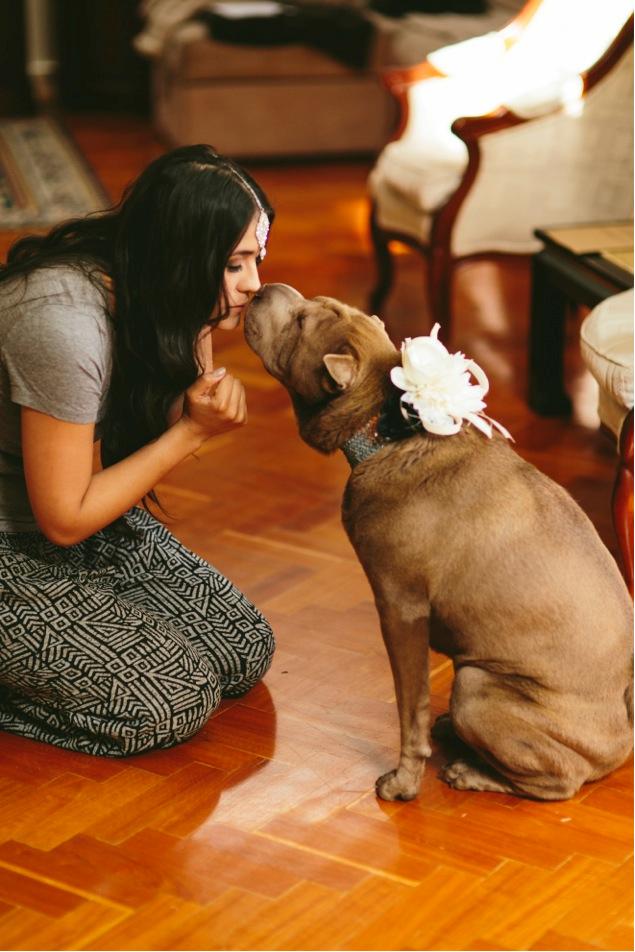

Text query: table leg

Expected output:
[528,251,573,416]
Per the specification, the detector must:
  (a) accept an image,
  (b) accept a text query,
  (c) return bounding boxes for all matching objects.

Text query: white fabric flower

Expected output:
[390,324,512,440]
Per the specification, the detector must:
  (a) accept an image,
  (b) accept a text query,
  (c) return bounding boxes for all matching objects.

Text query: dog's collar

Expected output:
[341,399,423,469]
[341,415,391,468]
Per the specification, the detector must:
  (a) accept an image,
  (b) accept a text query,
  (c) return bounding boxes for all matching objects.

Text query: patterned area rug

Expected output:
[0,116,109,228]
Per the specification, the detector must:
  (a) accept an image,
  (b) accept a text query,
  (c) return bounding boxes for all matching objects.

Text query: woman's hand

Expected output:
[166,325,225,428]
[180,368,247,441]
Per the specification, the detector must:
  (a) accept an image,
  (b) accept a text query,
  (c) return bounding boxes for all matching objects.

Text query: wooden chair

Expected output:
[580,289,634,595]
[368,0,634,337]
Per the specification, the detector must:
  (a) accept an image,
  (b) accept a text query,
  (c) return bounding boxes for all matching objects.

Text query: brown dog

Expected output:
[245,284,633,801]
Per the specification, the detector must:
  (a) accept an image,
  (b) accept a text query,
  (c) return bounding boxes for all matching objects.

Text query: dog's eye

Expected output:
[296,311,306,328]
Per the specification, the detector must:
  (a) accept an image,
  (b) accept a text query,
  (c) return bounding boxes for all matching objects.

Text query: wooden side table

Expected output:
[528,222,633,416]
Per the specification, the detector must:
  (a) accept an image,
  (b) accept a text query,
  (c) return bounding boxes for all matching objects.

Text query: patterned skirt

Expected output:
[0,508,274,757]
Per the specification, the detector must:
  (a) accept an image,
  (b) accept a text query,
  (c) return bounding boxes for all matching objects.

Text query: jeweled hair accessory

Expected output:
[233,172,270,260]
[390,324,513,440]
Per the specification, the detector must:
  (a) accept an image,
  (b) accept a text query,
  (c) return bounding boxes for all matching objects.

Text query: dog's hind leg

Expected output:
[447,665,589,800]
[373,592,432,801]
[433,712,515,793]
[439,757,515,794]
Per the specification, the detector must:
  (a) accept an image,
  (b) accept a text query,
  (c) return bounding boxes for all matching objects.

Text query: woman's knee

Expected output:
[110,672,222,756]
[223,619,275,697]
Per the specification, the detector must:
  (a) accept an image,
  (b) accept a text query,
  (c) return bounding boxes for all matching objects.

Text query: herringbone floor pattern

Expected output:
[0,116,631,951]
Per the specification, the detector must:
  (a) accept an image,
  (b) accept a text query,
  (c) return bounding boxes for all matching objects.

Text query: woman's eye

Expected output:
[226,263,241,273]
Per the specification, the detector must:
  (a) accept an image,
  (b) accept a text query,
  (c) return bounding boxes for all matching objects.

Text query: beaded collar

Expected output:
[341,395,422,469]
[341,415,390,467]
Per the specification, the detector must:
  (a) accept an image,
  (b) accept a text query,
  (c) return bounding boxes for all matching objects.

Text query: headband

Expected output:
[233,171,270,260]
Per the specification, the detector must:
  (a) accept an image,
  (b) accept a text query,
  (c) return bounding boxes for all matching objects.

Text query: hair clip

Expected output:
[234,172,270,260]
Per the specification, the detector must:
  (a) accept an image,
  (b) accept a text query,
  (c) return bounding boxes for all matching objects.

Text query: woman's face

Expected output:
[215,213,263,331]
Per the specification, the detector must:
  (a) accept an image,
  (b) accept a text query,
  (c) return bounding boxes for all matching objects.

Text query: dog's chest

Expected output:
[428,614,458,655]
[341,466,440,569]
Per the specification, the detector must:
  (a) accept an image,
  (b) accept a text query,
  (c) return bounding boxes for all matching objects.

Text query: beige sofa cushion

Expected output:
[175,35,369,80]
[580,289,634,439]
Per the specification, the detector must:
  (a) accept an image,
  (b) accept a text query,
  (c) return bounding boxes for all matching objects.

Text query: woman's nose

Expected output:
[240,266,261,294]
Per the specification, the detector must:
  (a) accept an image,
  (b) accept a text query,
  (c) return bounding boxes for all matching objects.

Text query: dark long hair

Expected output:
[0,145,274,481]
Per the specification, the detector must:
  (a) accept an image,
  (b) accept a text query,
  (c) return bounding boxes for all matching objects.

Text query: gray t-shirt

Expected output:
[0,264,113,531]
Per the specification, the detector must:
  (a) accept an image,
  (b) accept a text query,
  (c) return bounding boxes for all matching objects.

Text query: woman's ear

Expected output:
[323,352,358,390]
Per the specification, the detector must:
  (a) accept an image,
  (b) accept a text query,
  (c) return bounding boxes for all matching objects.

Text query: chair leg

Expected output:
[368,210,395,316]
[428,245,454,340]
[527,250,573,417]
[612,408,634,597]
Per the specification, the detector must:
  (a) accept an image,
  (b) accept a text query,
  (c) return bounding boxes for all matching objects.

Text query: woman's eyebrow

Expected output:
[228,248,257,258]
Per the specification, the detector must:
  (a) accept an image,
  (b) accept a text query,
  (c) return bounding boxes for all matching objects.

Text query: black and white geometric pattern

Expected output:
[0,508,274,757]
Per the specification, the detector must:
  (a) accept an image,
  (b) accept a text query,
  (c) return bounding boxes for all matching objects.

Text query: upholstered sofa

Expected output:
[140,0,524,157]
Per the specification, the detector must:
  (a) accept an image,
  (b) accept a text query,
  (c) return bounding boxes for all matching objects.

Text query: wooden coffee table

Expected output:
[528,222,633,416]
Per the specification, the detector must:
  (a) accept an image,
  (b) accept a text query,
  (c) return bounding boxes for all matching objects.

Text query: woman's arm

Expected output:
[22,368,246,546]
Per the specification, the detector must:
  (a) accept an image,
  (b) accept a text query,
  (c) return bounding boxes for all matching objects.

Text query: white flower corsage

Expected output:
[390,324,513,440]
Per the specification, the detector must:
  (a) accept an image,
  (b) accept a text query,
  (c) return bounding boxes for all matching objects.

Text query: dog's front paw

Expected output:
[375,768,420,802]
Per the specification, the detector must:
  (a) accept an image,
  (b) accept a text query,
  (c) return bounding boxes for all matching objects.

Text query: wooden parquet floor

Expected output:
[0,115,631,952]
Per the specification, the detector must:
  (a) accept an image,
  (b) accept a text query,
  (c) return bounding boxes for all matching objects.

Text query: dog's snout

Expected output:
[245,283,305,329]
[247,283,301,312]
[258,283,303,302]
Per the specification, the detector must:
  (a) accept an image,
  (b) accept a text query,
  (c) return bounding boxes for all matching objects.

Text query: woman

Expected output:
[0,144,275,757]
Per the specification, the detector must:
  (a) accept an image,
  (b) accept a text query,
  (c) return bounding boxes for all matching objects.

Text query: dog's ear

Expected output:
[323,352,358,390]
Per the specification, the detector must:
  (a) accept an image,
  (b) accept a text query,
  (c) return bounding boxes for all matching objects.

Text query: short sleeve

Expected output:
[2,302,112,424]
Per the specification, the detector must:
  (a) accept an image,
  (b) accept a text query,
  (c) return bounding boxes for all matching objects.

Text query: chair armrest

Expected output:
[503,74,584,118]
[583,14,633,93]
[377,61,443,141]
[380,10,633,150]
[451,107,526,142]
[451,14,633,141]
[449,71,586,138]
[378,0,539,92]
[428,32,506,77]
[504,14,634,118]
[378,60,441,96]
